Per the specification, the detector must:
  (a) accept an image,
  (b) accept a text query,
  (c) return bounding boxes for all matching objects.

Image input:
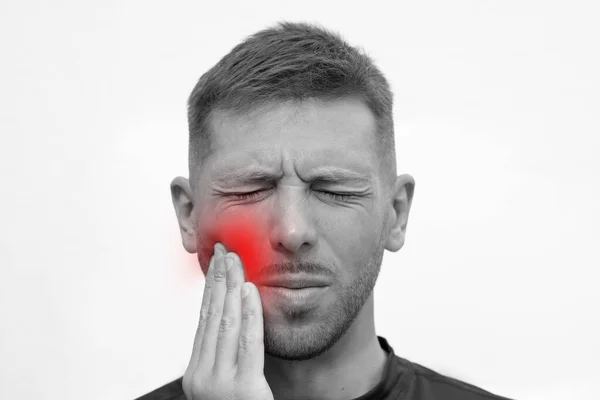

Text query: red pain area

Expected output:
[211,209,272,283]
[201,209,320,313]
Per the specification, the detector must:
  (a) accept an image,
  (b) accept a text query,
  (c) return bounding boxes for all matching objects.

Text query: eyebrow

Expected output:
[212,166,372,187]
[307,167,372,185]
[212,168,281,187]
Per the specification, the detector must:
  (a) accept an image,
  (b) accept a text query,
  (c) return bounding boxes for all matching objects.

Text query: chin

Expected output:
[264,324,338,361]
[262,302,360,361]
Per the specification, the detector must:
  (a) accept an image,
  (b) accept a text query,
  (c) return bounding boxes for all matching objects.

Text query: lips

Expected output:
[256,275,332,289]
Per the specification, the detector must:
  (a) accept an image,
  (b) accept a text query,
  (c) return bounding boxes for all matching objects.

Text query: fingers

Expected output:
[196,244,228,371]
[236,281,265,379]
[214,252,245,373]
[188,242,265,383]
[187,248,217,373]
[188,243,226,371]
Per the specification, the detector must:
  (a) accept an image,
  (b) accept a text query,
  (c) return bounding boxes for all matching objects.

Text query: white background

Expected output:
[1,1,598,399]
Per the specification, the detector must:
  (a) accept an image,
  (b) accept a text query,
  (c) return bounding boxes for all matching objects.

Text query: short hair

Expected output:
[187,21,396,183]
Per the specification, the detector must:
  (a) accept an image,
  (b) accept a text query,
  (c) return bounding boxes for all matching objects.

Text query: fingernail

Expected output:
[225,256,234,271]
[242,283,251,298]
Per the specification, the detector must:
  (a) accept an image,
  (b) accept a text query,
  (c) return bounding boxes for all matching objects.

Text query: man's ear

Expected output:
[384,174,415,252]
[170,176,198,254]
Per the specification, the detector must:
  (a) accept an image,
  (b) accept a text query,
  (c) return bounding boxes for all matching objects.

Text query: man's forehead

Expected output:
[202,98,381,183]
[209,97,378,146]
[209,148,373,177]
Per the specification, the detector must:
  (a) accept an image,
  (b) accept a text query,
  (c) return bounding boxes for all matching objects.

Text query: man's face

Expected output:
[192,97,392,360]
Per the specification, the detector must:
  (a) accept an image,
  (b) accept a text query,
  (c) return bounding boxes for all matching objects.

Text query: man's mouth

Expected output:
[255,275,332,309]
[255,274,332,289]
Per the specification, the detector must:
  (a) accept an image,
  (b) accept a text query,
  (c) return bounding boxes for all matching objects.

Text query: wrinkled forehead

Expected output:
[207,148,375,185]
[204,97,380,177]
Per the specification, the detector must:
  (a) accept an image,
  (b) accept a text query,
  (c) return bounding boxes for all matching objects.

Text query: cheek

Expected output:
[199,207,272,282]
[320,210,380,263]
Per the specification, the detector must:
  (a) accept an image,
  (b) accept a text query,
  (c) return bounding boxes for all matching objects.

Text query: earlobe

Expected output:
[170,176,198,254]
[384,174,415,252]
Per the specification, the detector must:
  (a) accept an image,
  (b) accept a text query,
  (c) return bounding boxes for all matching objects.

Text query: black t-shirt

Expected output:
[135,336,515,400]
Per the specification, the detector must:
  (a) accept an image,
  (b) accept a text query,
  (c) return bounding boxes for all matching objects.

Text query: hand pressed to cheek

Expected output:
[183,242,274,400]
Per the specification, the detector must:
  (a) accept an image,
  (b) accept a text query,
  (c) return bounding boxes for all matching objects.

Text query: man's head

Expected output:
[171,22,414,361]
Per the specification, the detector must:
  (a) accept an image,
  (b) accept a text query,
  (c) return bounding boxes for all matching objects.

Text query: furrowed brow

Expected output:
[309,167,372,185]
[211,166,372,188]
[212,168,280,187]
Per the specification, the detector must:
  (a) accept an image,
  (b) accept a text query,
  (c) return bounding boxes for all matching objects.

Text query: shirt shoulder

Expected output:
[134,377,185,400]
[395,357,516,400]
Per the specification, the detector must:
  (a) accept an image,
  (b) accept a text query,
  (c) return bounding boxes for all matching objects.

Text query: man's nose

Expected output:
[269,187,318,255]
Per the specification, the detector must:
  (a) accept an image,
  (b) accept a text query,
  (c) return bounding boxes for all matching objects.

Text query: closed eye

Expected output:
[229,190,266,201]
[227,189,356,202]
[315,191,354,202]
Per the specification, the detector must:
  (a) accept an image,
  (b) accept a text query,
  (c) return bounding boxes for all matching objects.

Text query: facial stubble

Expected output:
[263,228,386,361]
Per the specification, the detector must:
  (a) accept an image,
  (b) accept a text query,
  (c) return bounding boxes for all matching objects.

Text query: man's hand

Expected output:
[182,243,274,400]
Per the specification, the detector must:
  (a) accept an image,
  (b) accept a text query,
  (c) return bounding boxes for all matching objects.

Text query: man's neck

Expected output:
[263,297,388,400]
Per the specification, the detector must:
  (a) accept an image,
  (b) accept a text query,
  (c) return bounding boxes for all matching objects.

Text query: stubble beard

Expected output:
[263,232,386,361]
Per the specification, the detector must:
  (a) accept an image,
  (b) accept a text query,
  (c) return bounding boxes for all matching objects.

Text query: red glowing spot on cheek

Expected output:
[208,209,272,283]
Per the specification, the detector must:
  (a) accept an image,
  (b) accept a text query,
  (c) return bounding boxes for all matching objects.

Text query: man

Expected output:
[137,22,514,400]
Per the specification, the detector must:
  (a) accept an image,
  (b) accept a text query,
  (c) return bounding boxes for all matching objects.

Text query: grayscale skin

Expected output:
[171,98,414,400]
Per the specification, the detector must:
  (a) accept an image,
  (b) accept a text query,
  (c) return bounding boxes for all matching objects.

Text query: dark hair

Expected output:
[187,21,396,178]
